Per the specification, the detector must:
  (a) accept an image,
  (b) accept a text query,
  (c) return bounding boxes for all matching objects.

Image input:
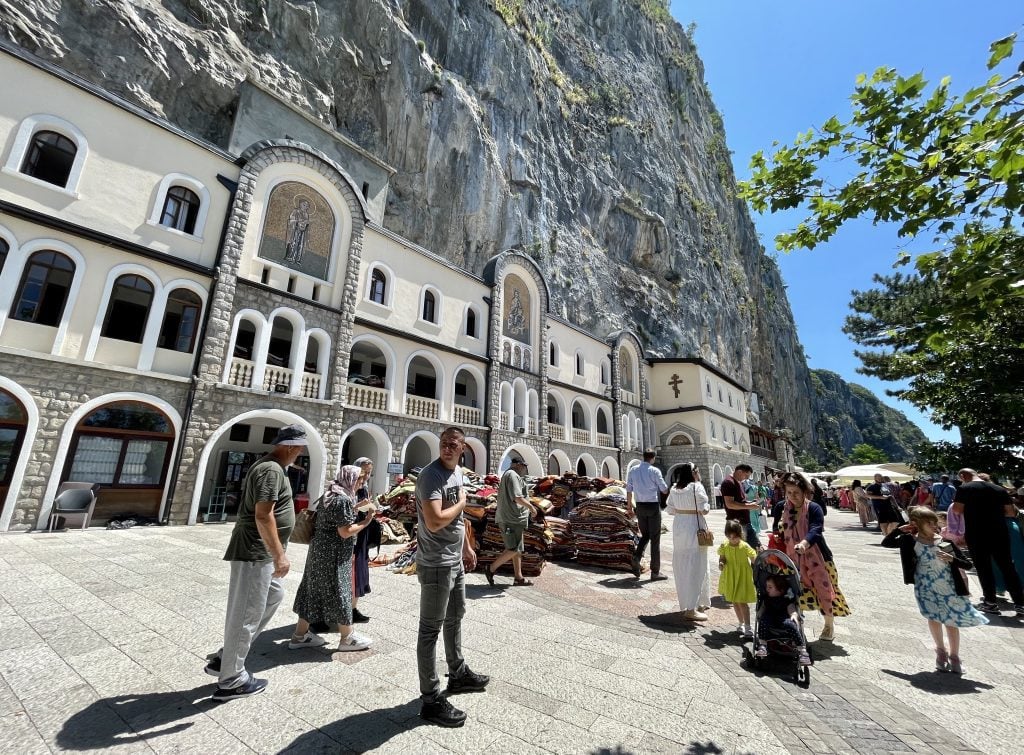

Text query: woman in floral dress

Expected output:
[291,465,374,652]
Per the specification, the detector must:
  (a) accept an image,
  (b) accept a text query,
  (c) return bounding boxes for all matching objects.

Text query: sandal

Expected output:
[818,625,834,642]
[935,648,950,672]
[512,578,534,586]
[484,566,495,586]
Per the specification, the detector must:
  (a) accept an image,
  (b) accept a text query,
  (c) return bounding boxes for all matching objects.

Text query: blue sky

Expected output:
[669,1,1022,442]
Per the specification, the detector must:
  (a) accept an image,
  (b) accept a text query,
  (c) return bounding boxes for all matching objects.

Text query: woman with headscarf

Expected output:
[665,463,711,621]
[851,479,874,528]
[290,464,373,651]
[351,457,376,623]
[779,471,851,641]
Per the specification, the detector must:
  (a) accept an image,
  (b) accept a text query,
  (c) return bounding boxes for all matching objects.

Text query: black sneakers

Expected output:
[204,655,221,677]
[978,601,1001,614]
[446,667,490,695]
[212,677,268,701]
[420,696,467,727]
[352,608,370,624]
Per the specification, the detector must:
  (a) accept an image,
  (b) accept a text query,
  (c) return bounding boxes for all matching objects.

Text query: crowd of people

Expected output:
[197,423,1023,727]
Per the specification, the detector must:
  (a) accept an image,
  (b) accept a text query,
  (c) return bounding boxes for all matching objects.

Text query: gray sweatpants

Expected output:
[216,559,285,689]
[417,564,467,701]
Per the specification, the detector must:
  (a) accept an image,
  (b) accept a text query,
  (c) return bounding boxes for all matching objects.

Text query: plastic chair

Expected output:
[47,484,99,531]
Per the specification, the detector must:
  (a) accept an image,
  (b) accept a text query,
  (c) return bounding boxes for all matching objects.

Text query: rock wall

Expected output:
[2,0,815,442]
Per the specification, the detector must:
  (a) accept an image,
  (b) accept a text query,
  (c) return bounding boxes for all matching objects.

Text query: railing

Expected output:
[549,424,565,441]
[300,373,322,399]
[405,395,440,419]
[453,405,482,426]
[528,418,538,436]
[227,357,255,388]
[596,432,613,447]
[572,428,590,445]
[499,411,509,430]
[262,365,293,393]
[621,389,638,405]
[751,445,775,459]
[346,383,389,411]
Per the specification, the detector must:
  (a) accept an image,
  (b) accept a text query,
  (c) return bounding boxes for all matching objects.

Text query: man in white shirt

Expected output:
[626,449,669,581]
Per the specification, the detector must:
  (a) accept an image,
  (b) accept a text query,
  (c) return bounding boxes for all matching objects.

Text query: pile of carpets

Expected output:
[377,516,410,544]
[568,487,638,571]
[475,508,552,578]
[380,475,418,520]
[545,516,576,561]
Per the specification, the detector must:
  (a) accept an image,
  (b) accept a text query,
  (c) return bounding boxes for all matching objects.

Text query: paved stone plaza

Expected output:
[0,509,1020,755]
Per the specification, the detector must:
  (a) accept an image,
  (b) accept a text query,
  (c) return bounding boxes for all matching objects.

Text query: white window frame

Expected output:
[417,284,442,327]
[147,173,211,241]
[363,262,395,310]
[574,349,585,377]
[549,339,559,367]
[2,114,89,197]
[464,303,481,339]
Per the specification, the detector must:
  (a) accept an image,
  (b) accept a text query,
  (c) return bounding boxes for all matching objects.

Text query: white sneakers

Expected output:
[288,631,328,649]
[337,631,373,652]
[682,609,708,621]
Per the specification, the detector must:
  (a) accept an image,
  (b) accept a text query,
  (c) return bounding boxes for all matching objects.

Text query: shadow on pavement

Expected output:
[638,612,700,634]
[598,576,646,590]
[807,640,850,660]
[465,583,509,599]
[700,629,742,649]
[592,747,636,755]
[56,685,216,750]
[881,668,995,694]
[277,700,423,753]
[244,625,339,673]
[684,741,725,754]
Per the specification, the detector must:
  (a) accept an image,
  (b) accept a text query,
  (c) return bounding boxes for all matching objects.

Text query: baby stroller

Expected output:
[741,549,812,688]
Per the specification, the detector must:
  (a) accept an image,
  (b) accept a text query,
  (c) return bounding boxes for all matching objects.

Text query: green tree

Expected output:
[738,33,1024,463]
[849,443,888,465]
[795,451,821,472]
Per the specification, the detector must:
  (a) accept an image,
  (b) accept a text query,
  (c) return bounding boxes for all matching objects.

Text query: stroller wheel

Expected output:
[797,664,811,688]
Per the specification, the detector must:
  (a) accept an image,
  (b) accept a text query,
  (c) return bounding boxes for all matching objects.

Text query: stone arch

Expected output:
[576,452,598,477]
[548,449,571,475]
[339,422,392,496]
[0,377,39,531]
[463,436,487,474]
[40,392,184,529]
[499,443,544,477]
[600,456,620,480]
[401,430,439,474]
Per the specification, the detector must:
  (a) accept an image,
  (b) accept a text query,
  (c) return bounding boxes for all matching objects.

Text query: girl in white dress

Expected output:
[666,463,711,621]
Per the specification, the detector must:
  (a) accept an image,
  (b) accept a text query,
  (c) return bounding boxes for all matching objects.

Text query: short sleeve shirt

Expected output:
[496,469,529,527]
[415,459,465,568]
[721,476,749,525]
[223,457,295,562]
[953,480,1008,533]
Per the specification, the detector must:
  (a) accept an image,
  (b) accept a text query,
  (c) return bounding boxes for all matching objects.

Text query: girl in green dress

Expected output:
[719,519,757,637]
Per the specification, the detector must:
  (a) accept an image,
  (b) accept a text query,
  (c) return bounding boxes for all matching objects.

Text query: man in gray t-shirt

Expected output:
[413,427,489,728]
[485,455,539,586]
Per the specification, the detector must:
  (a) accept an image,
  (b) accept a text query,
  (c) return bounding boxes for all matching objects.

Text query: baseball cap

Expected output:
[509,455,527,466]
[270,424,307,446]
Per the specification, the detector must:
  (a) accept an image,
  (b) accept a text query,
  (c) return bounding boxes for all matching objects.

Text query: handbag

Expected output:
[693,487,714,547]
[290,494,323,545]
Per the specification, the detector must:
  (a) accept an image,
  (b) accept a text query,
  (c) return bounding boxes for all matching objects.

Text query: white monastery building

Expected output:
[0,42,794,530]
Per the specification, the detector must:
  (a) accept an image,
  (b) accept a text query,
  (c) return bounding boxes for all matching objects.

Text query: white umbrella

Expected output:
[831,464,912,485]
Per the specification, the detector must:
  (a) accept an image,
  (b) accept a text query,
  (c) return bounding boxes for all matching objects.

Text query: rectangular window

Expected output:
[68,436,122,484]
[262,426,278,444]
[118,440,169,485]
[0,427,19,482]
[229,423,251,442]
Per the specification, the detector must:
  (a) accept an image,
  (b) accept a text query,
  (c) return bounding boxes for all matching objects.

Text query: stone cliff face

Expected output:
[2,0,814,442]
[809,369,929,463]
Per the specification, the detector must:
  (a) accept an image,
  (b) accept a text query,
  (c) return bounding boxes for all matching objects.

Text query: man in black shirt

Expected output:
[722,463,761,549]
[952,468,1024,615]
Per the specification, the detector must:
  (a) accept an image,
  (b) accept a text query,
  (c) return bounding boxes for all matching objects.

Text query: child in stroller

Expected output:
[745,550,812,687]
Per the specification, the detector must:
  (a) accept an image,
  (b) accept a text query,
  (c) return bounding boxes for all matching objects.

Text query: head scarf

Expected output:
[329,464,362,501]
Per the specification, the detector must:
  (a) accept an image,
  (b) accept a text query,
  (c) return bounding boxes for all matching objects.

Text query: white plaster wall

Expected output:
[355,229,488,359]
[0,55,232,269]
[546,320,608,393]
[648,363,703,410]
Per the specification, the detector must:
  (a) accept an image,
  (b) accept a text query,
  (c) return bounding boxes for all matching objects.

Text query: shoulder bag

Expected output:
[290,494,323,545]
[693,486,714,547]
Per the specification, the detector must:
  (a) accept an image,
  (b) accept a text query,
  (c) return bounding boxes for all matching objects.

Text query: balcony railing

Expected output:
[596,432,613,447]
[300,373,322,399]
[751,445,775,459]
[528,418,538,436]
[572,428,590,445]
[262,365,293,393]
[499,411,509,430]
[405,395,440,419]
[227,357,255,388]
[550,424,565,441]
[347,383,389,411]
[453,405,482,426]
[621,389,638,405]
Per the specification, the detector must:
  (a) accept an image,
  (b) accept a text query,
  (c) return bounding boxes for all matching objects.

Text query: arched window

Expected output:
[0,238,8,274]
[466,307,477,337]
[66,402,173,488]
[422,290,437,323]
[20,131,77,187]
[711,423,717,439]
[706,379,712,397]
[575,352,584,377]
[10,250,75,326]
[101,275,154,343]
[0,389,28,495]
[158,289,202,352]
[369,268,387,304]
[159,186,201,234]
[600,359,610,385]
[549,341,558,367]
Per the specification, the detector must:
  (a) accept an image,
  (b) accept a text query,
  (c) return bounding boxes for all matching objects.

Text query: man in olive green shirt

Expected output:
[205,424,306,701]
[484,455,539,586]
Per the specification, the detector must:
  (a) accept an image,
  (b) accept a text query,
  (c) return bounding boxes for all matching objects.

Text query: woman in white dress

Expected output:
[666,463,711,621]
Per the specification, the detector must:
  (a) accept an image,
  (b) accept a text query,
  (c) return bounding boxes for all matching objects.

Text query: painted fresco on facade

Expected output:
[257,181,335,280]
[503,274,531,343]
